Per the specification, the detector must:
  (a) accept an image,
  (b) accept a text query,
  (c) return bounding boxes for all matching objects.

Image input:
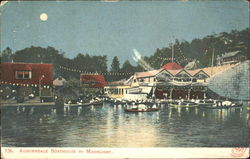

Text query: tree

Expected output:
[1,47,12,62]
[110,56,120,72]
[121,60,134,72]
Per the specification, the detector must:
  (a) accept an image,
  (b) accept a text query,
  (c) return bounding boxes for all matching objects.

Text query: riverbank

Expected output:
[0,102,55,107]
[0,97,54,107]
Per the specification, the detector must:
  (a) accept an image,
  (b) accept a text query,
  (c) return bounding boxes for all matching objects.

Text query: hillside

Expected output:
[144,28,250,69]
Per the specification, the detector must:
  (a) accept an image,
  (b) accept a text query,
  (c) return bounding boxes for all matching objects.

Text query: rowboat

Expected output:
[124,103,159,112]
[169,101,198,108]
[200,100,243,109]
[124,107,160,112]
[194,99,215,107]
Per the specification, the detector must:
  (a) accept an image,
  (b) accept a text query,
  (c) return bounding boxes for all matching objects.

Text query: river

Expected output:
[1,102,249,147]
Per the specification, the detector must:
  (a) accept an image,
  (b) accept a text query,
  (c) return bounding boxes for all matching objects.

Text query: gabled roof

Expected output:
[187,69,202,76]
[167,69,182,76]
[162,62,183,70]
[184,60,203,70]
[135,68,163,78]
[187,69,210,77]
[156,69,173,77]
[174,69,192,77]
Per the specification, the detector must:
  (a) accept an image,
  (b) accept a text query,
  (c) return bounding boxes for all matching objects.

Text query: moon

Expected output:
[40,13,48,21]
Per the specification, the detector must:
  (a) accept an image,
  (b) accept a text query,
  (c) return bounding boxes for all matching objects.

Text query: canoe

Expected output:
[124,107,160,112]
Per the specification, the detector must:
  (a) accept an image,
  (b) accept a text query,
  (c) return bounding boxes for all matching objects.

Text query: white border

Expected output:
[1,147,249,159]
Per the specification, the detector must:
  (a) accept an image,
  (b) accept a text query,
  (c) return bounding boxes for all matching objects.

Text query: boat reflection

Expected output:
[1,102,249,147]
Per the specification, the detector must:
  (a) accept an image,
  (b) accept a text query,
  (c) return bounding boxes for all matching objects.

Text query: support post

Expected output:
[188,89,191,100]
[39,75,45,102]
[170,88,173,100]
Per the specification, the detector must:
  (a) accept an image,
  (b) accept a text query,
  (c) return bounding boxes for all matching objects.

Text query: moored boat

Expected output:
[247,106,250,111]
[200,100,243,109]
[76,98,103,106]
[195,99,215,107]
[89,98,103,106]
[124,103,159,112]
[169,100,198,108]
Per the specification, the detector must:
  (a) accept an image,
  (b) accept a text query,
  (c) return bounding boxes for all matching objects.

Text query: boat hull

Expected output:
[169,104,198,108]
[124,108,159,112]
[201,105,243,109]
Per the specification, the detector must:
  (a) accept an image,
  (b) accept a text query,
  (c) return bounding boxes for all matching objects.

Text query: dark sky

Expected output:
[1,1,249,66]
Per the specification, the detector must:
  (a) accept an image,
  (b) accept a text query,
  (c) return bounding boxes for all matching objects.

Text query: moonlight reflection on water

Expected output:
[1,102,249,147]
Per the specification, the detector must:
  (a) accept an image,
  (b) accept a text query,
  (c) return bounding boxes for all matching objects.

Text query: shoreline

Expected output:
[0,102,55,107]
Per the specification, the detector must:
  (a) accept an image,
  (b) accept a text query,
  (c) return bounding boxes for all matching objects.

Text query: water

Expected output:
[1,103,249,147]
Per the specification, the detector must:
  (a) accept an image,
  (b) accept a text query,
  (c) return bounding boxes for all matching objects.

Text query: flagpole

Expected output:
[211,48,215,75]
[172,37,174,63]
[172,43,174,63]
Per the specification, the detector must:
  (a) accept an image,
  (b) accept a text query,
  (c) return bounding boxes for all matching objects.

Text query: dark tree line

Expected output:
[1,28,249,81]
[145,28,249,68]
[0,46,141,81]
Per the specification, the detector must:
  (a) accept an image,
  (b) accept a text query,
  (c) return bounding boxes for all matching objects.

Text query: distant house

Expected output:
[216,51,246,65]
[80,74,106,88]
[0,62,53,98]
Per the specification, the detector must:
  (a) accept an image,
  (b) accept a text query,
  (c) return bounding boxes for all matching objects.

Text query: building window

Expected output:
[139,78,144,82]
[16,71,32,79]
[196,74,208,79]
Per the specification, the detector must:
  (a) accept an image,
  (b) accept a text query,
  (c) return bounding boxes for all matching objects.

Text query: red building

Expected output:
[80,74,106,88]
[0,62,53,86]
[0,62,53,99]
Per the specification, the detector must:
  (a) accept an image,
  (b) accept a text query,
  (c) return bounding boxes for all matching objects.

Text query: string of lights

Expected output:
[147,46,195,65]
[59,66,134,75]
[0,81,51,88]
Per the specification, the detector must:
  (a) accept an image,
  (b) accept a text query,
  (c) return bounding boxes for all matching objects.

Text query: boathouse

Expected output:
[0,62,53,100]
[104,62,210,100]
[80,74,106,98]
[80,74,106,88]
[130,62,210,99]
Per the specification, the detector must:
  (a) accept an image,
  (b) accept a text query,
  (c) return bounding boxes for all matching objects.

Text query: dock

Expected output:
[0,102,55,107]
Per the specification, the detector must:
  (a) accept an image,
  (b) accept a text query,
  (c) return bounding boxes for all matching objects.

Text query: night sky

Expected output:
[1,0,249,66]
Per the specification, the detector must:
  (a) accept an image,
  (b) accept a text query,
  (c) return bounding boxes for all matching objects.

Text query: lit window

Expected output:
[16,71,32,79]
